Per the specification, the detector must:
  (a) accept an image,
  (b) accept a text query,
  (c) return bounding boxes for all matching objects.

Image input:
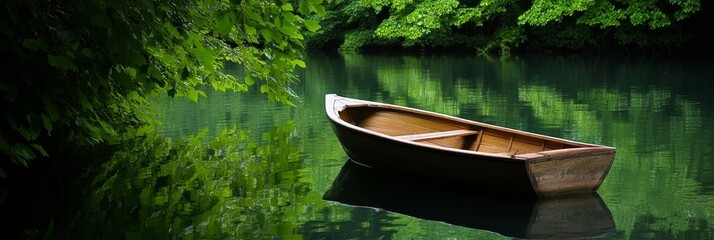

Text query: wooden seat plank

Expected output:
[395,129,478,141]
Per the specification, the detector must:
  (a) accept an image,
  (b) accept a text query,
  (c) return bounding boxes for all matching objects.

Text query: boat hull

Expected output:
[329,119,537,196]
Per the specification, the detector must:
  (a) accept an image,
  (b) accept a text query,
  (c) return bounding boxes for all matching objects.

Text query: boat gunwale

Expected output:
[325,94,615,161]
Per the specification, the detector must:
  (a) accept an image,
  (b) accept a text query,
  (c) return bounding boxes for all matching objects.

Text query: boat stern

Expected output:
[521,147,616,197]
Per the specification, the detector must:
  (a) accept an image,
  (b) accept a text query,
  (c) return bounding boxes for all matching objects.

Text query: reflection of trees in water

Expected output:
[136,52,714,239]
[63,122,311,239]
[696,157,714,195]
[299,207,400,240]
[355,53,714,239]
[631,214,714,239]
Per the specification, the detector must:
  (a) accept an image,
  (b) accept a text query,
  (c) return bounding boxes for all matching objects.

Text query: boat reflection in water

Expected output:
[323,160,617,239]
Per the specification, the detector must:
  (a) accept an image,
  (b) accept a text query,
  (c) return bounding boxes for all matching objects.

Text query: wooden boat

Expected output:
[325,94,616,197]
[324,160,616,239]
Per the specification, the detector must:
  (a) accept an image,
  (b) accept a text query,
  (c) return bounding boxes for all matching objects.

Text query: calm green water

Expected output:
[65,51,714,239]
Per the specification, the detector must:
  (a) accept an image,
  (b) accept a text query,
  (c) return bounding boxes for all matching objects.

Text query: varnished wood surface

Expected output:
[326,94,616,197]
[395,129,478,141]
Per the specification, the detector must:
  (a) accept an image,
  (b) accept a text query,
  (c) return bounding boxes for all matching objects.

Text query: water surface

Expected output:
[69,51,714,239]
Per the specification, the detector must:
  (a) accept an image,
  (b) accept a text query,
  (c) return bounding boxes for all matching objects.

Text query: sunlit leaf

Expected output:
[245,25,257,36]
[304,20,321,32]
[279,26,298,36]
[187,89,199,102]
[281,12,298,23]
[312,5,326,16]
[292,59,306,68]
[281,3,293,11]
[135,125,155,136]
[245,75,256,86]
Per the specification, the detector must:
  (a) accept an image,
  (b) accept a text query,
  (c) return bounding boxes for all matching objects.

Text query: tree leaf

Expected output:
[44,100,59,121]
[292,59,306,68]
[26,114,41,140]
[187,89,199,102]
[242,5,262,22]
[75,90,94,111]
[80,48,93,57]
[22,38,42,51]
[279,26,297,36]
[260,85,270,94]
[31,144,49,157]
[41,114,52,136]
[260,29,273,42]
[245,75,256,86]
[245,26,258,43]
[281,12,298,23]
[216,12,233,35]
[281,3,293,11]
[304,20,321,32]
[312,5,326,16]
[48,55,77,70]
[148,65,163,80]
[13,143,35,161]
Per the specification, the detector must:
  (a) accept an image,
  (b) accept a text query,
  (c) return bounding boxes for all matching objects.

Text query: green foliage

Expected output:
[374,0,460,40]
[576,1,626,28]
[518,0,595,26]
[306,0,702,54]
[477,26,527,55]
[0,0,323,171]
[342,31,382,50]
